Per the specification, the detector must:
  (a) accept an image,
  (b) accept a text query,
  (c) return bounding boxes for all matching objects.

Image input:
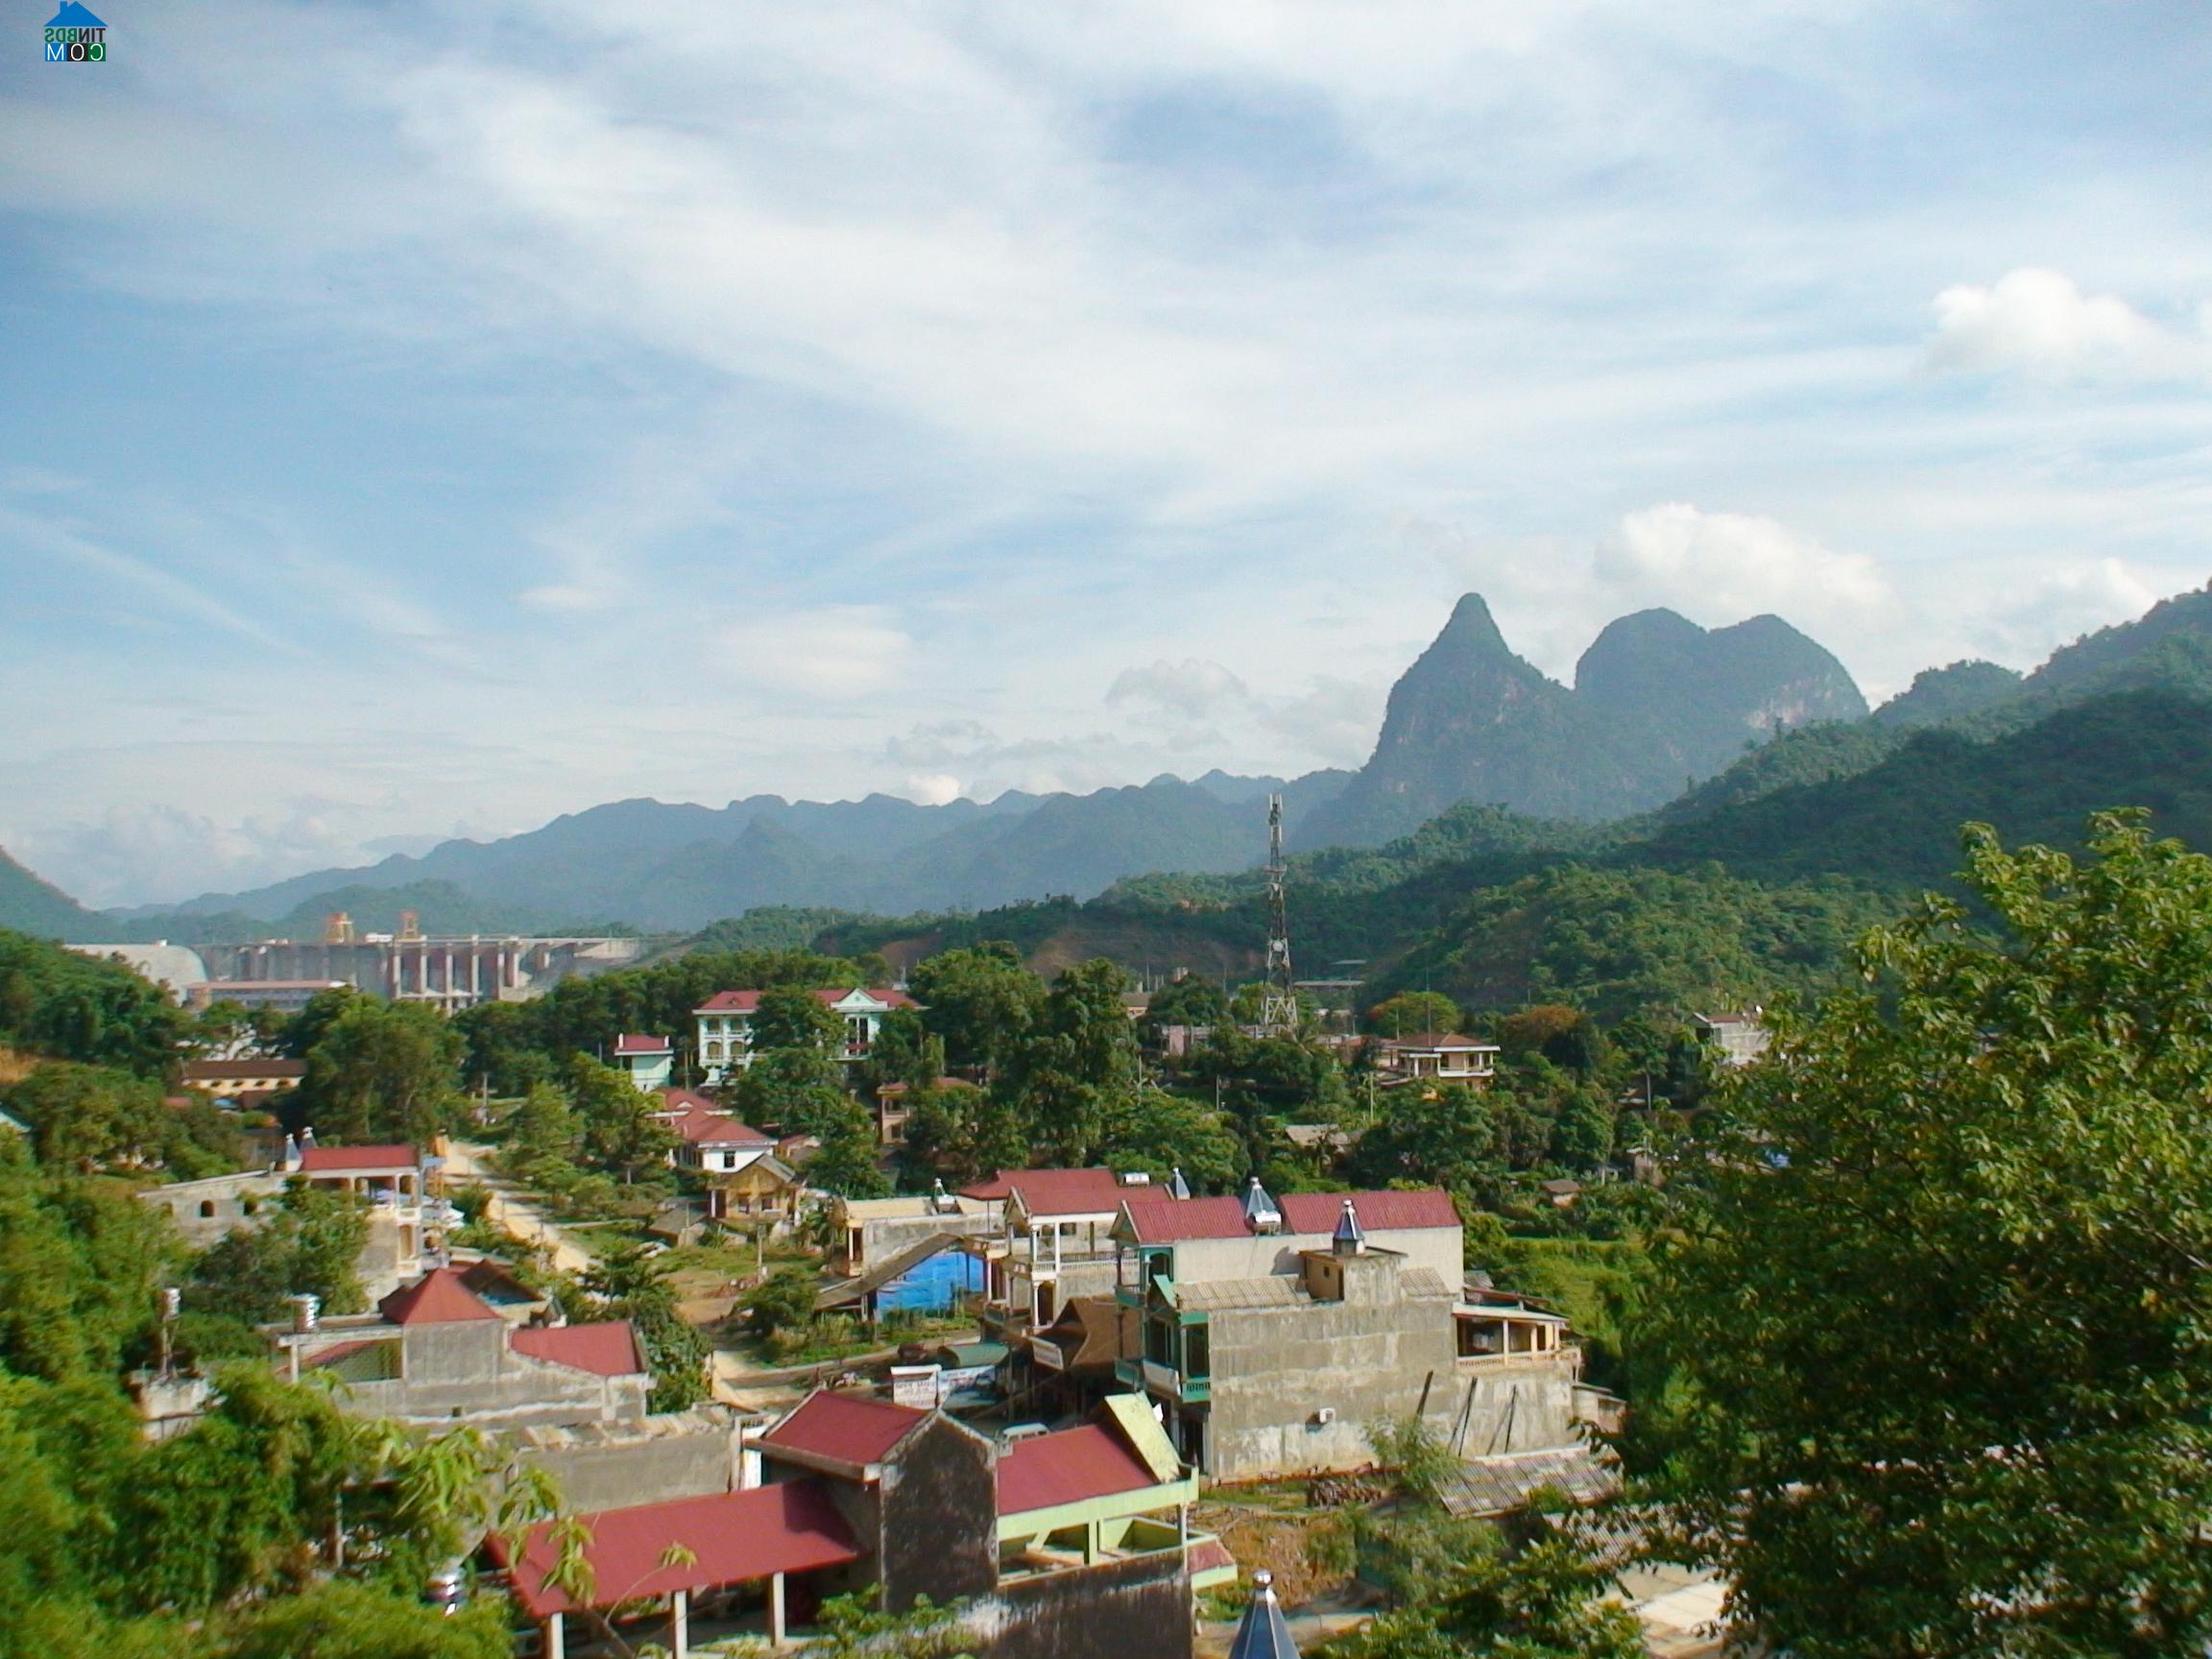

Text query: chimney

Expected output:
[289,1293,320,1334]
[1242,1176,1282,1235]
[1333,1198,1365,1256]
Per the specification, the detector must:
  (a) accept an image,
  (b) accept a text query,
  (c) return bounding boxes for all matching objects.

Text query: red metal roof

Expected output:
[998,1424,1160,1515]
[299,1142,419,1172]
[1188,1537,1236,1576]
[1120,1194,1252,1242]
[492,1481,862,1620]
[511,1320,644,1378]
[669,1108,774,1146]
[695,986,919,1014]
[1280,1189,1458,1233]
[613,1034,671,1055]
[757,1389,927,1467]
[959,1166,1132,1214]
[300,1337,395,1371]
[378,1266,504,1325]
[1121,1188,1458,1242]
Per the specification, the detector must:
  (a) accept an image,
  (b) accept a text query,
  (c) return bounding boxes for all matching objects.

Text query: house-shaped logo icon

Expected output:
[45,2,108,62]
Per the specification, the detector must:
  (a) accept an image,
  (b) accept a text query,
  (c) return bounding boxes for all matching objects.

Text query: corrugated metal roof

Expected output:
[511,1320,644,1378]
[998,1424,1160,1516]
[378,1267,502,1325]
[1173,1276,1310,1310]
[299,1142,419,1173]
[492,1481,861,1619]
[1120,1194,1252,1242]
[757,1388,927,1467]
[1279,1189,1457,1233]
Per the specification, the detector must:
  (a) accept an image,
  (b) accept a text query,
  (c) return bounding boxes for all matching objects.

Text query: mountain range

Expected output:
[7,581,2211,943]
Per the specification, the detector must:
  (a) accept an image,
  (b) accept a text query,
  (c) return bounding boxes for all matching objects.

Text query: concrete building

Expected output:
[1373,1032,1501,1086]
[1695,1009,1771,1068]
[613,1033,675,1093]
[193,933,645,1011]
[138,1140,445,1296]
[692,986,919,1083]
[273,1265,652,1430]
[961,1166,1169,1336]
[1108,1187,1587,1482]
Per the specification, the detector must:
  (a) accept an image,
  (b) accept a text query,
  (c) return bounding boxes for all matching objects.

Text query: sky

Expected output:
[3,0,2210,907]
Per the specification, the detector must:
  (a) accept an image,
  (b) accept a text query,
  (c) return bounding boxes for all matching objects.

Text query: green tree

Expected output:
[579,1244,709,1411]
[1498,1005,1606,1073]
[187,1181,371,1326]
[749,985,843,1053]
[296,998,464,1145]
[896,1081,1027,1189]
[206,1581,513,1659]
[1367,991,1464,1037]
[567,1057,676,1182]
[735,1046,854,1138]
[1143,974,1229,1031]
[910,945,1046,1078]
[747,1263,820,1342]
[0,929,185,1078]
[1351,1083,1501,1202]
[0,1138,177,1380]
[1644,812,2212,1658]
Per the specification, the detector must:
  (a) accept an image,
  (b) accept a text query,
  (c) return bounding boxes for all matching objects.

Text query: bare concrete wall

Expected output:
[514,1413,744,1511]
[1206,1287,1457,1480]
[1168,1224,1461,1290]
[974,1551,1194,1659]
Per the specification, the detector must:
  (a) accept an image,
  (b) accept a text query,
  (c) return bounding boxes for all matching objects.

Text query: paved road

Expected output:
[438,1139,597,1277]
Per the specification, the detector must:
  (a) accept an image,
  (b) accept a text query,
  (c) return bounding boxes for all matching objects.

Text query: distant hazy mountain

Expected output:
[132,772,1354,934]
[1301,594,1864,848]
[0,849,101,938]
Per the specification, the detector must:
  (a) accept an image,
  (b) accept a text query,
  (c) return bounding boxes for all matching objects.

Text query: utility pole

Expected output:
[1260,794,1298,1036]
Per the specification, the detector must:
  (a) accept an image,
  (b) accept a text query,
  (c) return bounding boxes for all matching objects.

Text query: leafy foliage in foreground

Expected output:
[1643,812,2212,1656]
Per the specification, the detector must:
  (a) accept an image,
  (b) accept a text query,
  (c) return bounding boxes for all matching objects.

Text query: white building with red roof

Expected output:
[692,986,919,1082]
[957,1166,1171,1334]
[657,1088,777,1175]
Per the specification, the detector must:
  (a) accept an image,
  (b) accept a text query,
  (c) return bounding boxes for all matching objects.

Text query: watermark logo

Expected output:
[45,2,107,61]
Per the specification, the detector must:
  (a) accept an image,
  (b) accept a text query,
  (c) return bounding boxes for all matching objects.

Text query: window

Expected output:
[199,1200,216,1218]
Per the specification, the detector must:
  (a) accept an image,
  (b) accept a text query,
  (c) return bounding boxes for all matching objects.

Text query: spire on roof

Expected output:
[1168,1166,1191,1201]
[300,1124,317,1147]
[1334,1198,1365,1256]
[1229,1569,1300,1659]
[1243,1175,1282,1235]
[931,1178,954,1214]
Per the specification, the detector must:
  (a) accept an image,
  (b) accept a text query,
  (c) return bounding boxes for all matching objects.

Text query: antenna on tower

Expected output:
[1261,793,1297,1035]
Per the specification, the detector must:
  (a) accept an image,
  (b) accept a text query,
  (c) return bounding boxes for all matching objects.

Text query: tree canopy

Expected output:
[1643,812,2212,1656]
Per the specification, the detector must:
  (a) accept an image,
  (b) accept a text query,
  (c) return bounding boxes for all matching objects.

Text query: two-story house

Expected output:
[1372,1032,1501,1086]
[613,1033,675,1093]
[959,1166,1172,1336]
[693,987,920,1083]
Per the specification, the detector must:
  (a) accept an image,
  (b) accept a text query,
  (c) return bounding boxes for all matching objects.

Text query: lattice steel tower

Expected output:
[1261,793,1298,1034]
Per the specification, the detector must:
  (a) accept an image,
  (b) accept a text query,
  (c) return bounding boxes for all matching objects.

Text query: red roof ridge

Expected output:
[998,1422,1159,1515]
[757,1388,929,1468]
[491,1482,861,1620]
[510,1319,644,1378]
[299,1142,420,1173]
[379,1266,504,1325]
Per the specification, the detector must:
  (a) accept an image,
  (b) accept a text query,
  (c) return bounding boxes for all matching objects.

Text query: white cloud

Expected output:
[1594,502,1892,622]
[903,772,962,806]
[1964,557,2162,665]
[1926,268,2211,382]
[1106,659,1253,723]
[712,606,916,699]
[18,803,373,909]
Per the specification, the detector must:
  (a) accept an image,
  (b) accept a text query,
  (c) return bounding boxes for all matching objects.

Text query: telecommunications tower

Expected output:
[1261,794,1298,1034]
